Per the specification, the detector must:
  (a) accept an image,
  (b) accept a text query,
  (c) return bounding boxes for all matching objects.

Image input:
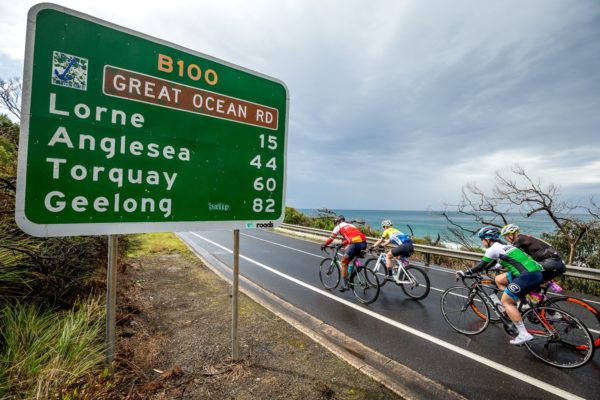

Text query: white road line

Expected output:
[241,232,323,258]
[190,232,585,400]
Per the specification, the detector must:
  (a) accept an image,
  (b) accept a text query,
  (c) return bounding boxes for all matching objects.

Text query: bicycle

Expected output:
[319,243,380,304]
[440,273,595,368]
[365,246,430,300]
[484,266,600,347]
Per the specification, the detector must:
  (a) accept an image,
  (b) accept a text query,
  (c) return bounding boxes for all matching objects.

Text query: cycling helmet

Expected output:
[381,219,392,229]
[334,215,345,224]
[477,226,501,241]
[501,224,520,236]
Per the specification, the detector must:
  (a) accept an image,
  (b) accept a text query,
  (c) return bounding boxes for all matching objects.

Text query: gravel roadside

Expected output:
[115,238,403,399]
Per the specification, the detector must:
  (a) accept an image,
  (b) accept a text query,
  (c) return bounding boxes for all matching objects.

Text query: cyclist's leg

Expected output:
[495,271,508,291]
[342,243,364,288]
[385,250,395,277]
[385,250,394,271]
[504,272,544,344]
[339,245,353,290]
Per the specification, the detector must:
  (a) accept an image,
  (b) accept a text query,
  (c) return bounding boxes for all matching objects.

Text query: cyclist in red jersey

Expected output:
[321,216,368,291]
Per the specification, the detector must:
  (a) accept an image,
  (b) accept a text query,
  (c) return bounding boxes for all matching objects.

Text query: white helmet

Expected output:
[501,224,520,236]
[381,219,392,229]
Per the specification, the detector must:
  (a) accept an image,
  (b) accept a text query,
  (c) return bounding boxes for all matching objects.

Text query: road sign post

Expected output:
[105,235,118,375]
[18,4,288,371]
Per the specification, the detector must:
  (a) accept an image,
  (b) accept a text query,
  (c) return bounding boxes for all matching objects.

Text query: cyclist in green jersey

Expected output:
[456,227,544,345]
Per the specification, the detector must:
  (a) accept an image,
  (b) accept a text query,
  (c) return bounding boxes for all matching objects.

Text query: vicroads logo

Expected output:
[246,221,274,229]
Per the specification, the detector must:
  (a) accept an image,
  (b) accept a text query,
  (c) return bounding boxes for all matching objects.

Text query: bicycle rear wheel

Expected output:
[319,258,340,290]
[522,306,595,368]
[365,258,388,287]
[542,295,600,349]
[351,266,380,304]
[399,265,430,300]
[441,286,490,335]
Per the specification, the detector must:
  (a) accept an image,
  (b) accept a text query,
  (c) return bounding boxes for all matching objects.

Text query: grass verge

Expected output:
[0,299,106,399]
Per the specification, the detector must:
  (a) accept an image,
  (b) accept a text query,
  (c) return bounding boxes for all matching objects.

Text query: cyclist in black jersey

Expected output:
[500,224,566,281]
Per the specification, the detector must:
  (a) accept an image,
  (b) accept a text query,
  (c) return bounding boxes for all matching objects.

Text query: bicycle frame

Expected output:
[324,244,363,271]
[319,243,380,304]
[463,276,515,331]
[369,249,414,284]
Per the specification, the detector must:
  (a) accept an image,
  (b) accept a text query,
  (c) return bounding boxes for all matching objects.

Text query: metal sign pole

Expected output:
[105,235,118,376]
[232,229,240,361]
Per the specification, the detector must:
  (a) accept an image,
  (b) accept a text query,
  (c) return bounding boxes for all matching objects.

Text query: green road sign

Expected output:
[16,4,288,236]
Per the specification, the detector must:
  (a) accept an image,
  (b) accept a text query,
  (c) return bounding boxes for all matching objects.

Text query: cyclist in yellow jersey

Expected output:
[370,220,414,280]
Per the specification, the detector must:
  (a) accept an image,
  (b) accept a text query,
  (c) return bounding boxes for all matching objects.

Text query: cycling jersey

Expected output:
[381,227,412,245]
[470,242,543,277]
[512,234,566,280]
[324,222,366,246]
[512,234,561,261]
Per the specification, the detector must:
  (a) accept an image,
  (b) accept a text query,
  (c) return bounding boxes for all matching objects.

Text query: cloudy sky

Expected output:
[1,0,599,211]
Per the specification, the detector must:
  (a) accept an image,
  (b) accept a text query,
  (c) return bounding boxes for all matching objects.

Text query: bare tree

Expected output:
[444,165,598,264]
[0,78,21,120]
[442,183,511,234]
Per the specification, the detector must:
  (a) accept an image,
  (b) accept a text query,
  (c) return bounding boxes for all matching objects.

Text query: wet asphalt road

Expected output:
[179,229,600,400]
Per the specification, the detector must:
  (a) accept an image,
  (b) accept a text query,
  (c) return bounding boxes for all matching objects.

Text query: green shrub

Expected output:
[542,223,600,270]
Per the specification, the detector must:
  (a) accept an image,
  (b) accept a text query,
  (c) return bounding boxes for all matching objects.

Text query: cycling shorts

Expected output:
[390,242,414,258]
[505,271,544,301]
[540,257,566,281]
[344,241,368,263]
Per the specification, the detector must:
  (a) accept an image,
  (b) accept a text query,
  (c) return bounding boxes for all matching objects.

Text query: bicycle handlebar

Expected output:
[367,246,386,255]
[321,243,344,255]
[456,272,484,282]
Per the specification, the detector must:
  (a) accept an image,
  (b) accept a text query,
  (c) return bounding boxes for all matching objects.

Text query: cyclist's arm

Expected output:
[371,238,383,248]
[468,256,496,274]
[323,231,338,247]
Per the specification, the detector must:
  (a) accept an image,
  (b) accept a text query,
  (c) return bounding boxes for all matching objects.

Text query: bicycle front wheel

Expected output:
[522,306,595,368]
[351,266,380,304]
[441,286,490,335]
[365,257,388,287]
[319,258,340,290]
[399,265,430,300]
[543,295,600,349]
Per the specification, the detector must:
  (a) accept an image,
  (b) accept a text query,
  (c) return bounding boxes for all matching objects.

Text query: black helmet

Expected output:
[334,215,345,224]
[477,226,501,241]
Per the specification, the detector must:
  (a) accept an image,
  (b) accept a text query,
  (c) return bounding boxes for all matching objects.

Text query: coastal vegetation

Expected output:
[0,113,127,398]
[442,166,600,268]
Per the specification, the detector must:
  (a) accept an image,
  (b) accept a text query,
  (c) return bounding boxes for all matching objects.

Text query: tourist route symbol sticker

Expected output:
[51,51,88,90]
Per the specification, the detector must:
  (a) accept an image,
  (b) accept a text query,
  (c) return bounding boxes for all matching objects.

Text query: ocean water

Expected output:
[297,209,559,241]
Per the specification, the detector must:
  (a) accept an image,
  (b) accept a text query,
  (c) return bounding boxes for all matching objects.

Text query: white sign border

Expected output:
[16,3,289,237]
